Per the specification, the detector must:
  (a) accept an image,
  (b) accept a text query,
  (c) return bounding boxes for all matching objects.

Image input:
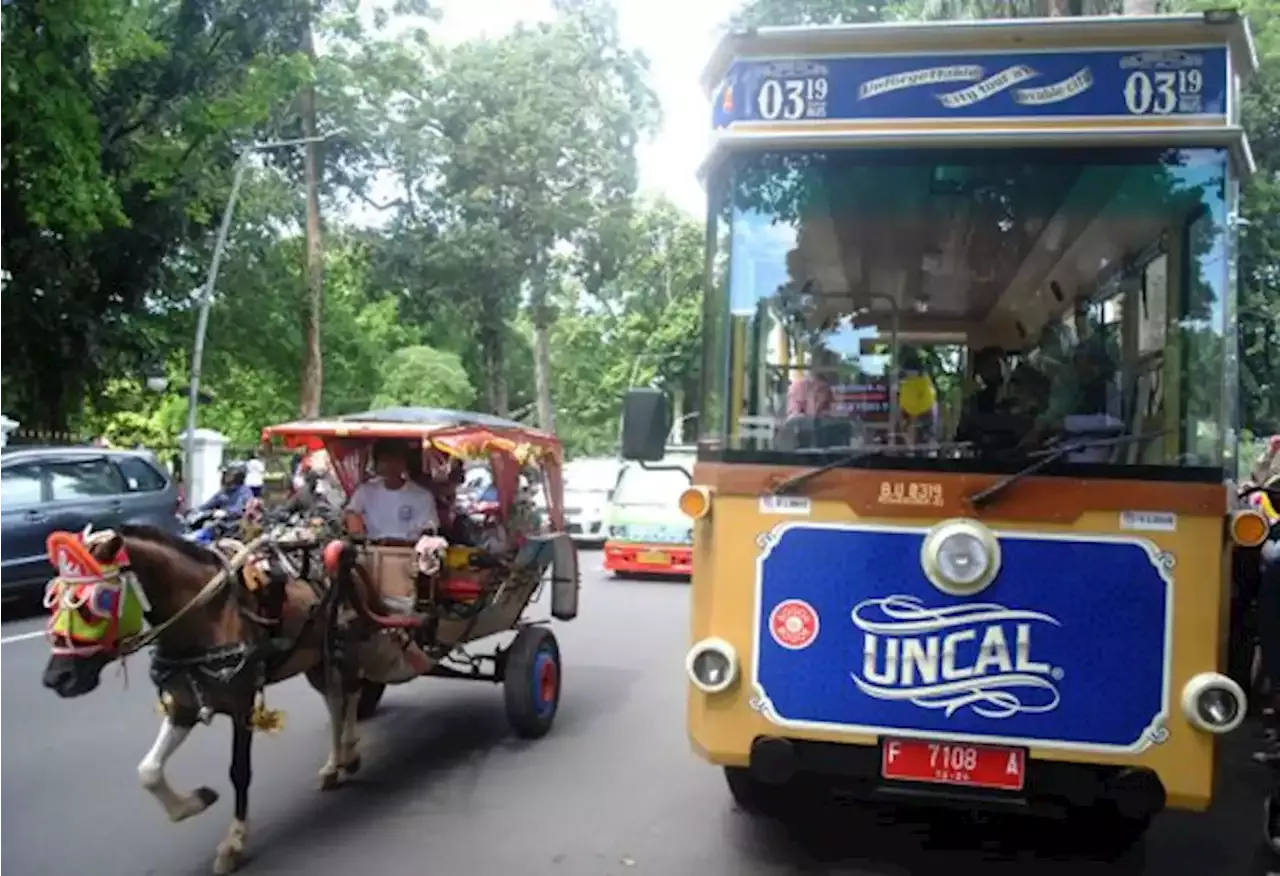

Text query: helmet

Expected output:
[222,461,247,487]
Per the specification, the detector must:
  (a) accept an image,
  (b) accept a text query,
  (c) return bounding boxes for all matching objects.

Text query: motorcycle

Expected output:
[182,507,244,545]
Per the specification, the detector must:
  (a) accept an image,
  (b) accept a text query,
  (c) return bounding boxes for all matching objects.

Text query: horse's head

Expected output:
[41,528,149,698]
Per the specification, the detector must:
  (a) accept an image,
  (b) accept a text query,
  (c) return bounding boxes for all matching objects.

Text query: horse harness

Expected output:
[144,537,333,723]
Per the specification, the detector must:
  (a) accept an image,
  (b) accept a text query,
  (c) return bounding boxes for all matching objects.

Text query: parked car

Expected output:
[563,457,622,546]
[1,446,183,598]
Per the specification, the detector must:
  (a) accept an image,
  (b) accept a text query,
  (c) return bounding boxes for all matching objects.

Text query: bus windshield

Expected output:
[700,146,1234,475]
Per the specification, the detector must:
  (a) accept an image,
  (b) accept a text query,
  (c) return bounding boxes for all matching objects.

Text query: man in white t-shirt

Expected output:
[343,440,440,540]
[245,454,266,497]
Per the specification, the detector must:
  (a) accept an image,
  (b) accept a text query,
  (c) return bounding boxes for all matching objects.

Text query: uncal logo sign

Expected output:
[851,595,1061,719]
[751,523,1173,753]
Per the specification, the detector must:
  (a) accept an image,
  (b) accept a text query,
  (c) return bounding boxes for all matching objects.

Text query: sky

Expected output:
[408,0,742,219]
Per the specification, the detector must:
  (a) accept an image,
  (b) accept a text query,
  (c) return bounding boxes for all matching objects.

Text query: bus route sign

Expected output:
[711,47,1228,129]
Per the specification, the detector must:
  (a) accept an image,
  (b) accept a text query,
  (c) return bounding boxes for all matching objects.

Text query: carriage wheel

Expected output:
[503,626,561,739]
[355,682,386,721]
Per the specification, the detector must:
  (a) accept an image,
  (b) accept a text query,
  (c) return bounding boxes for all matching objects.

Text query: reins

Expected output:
[120,535,269,656]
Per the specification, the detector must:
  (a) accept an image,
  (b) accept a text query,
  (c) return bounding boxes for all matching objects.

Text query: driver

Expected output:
[343,439,440,540]
[197,462,255,517]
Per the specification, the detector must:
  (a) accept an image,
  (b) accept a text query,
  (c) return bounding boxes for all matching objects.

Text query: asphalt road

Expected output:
[2,554,1274,876]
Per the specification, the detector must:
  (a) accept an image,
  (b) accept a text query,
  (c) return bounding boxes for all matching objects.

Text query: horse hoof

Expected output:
[319,772,341,791]
[195,786,220,808]
[212,850,240,875]
[343,755,362,775]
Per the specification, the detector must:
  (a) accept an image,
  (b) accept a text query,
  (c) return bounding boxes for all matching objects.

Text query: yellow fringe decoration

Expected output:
[250,692,286,735]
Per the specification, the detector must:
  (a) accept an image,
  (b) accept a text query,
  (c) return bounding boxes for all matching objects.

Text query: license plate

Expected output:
[881,738,1025,791]
[637,550,672,566]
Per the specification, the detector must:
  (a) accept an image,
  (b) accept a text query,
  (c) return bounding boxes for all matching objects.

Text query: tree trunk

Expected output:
[1122,0,1157,12]
[298,4,325,418]
[530,263,556,434]
[480,322,509,416]
[1045,0,1071,16]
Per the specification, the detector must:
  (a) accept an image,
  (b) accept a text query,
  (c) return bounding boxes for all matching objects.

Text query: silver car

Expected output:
[562,458,622,546]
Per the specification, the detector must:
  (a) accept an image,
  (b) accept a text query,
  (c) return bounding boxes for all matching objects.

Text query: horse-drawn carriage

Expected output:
[40,407,580,874]
[259,406,581,726]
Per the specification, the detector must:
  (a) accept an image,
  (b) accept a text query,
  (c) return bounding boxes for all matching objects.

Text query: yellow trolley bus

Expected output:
[619,11,1269,844]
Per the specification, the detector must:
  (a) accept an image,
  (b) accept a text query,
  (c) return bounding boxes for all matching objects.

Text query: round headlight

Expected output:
[921,519,1001,596]
[685,637,738,694]
[1181,672,1246,734]
[937,532,990,586]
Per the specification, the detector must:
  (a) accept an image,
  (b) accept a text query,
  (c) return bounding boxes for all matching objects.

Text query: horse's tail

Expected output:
[333,543,422,630]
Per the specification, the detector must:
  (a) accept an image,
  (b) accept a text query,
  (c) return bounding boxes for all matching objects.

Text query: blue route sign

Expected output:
[711,47,1228,129]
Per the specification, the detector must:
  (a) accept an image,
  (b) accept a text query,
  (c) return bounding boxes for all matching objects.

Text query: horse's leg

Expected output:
[339,689,361,775]
[212,712,252,875]
[308,666,345,790]
[137,712,218,822]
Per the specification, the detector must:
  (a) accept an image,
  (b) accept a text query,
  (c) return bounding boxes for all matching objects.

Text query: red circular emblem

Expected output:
[769,599,819,650]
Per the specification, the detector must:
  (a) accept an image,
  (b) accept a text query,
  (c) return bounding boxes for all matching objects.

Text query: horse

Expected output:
[40,524,391,874]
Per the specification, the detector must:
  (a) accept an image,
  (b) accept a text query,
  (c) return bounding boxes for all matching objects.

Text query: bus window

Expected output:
[706,146,1232,477]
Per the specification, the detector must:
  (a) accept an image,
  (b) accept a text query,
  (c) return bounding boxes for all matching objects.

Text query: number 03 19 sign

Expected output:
[715,47,1228,130]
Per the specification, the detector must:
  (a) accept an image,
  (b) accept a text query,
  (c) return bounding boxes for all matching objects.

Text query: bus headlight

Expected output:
[921,519,1002,596]
[686,637,738,694]
[1181,672,1246,734]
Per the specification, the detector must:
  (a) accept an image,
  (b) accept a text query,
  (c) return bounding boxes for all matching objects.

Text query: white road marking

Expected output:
[1,629,46,645]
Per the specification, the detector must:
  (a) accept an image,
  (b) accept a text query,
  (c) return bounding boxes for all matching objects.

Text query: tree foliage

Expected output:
[372,346,474,410]
[5,0,1276,458]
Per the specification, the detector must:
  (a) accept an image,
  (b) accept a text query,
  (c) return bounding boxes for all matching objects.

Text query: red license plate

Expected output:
[881,738,1026,791]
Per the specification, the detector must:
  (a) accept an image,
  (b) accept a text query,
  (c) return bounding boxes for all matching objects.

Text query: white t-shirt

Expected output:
[245,458,266,488]
[347,477,440,539]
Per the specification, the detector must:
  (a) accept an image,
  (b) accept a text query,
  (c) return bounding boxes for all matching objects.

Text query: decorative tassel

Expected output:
[250,691,285,734]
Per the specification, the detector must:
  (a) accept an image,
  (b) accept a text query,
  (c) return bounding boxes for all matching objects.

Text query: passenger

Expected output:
[1005,361,1051,421]
[343,439,440,540]
[245,452,266,498]
[954,346,1008,448]
[434,458,478,545]
[896,348,939,443]
[786,347,837,418]
[1020,335,1122,456]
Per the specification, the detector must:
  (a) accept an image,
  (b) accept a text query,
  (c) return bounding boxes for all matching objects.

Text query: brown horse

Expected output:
[41,525,388,874]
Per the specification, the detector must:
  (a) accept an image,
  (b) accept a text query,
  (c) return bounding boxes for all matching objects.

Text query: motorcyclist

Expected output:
[196,462,255,518]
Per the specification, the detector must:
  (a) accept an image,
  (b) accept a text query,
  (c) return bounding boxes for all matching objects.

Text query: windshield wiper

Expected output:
[770,442,974,496]
[965,431,1165,511]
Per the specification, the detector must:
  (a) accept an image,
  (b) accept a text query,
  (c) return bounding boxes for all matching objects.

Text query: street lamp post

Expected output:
[181,130,343,508]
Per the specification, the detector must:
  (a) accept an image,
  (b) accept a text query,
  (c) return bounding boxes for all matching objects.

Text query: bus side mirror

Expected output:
[620,388,671,462]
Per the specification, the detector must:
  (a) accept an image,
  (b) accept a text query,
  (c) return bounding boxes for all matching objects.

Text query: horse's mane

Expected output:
[118,524,224,567]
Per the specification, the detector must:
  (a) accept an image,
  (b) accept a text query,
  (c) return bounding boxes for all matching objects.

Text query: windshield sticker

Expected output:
[878,481,944,508]
[760,495,811,516]
[1119,511,1177,532]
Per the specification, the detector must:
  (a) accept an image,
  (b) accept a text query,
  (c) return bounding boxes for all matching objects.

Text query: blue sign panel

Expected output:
[712,47,1227,129]
[753,523,1172,752]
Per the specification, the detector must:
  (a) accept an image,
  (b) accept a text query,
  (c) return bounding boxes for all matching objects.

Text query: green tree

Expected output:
[1,0,312,431]
[371,346,475,410]
[401,0,659,423]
